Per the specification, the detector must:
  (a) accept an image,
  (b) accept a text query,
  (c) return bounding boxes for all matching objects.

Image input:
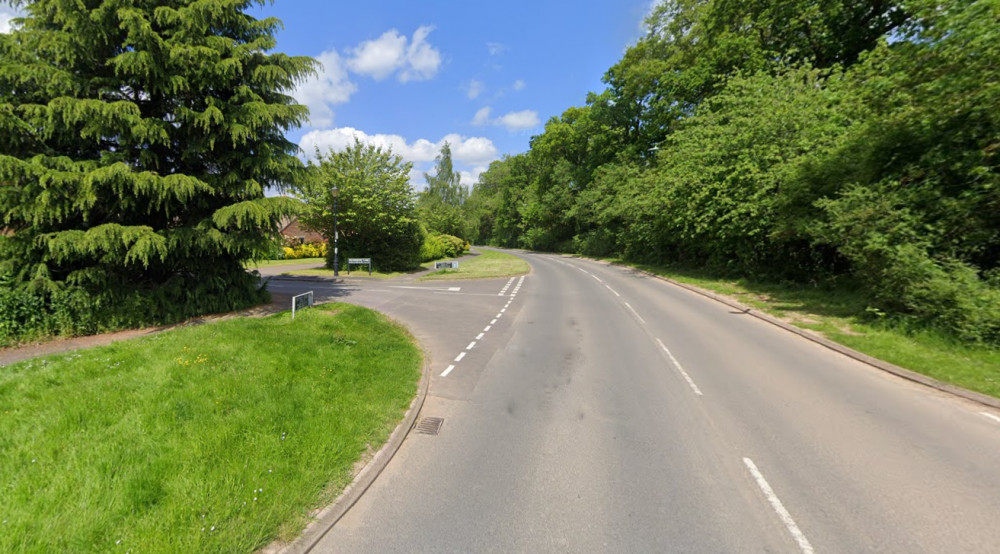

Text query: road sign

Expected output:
[347,257,372,276]
[435,261,459,269]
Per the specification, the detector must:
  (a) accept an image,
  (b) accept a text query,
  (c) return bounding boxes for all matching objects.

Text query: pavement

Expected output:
[273,249,1000,554]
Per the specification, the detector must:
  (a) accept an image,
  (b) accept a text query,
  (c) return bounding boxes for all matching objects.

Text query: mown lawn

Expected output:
[0,303,421,553]
[625,261,1000,399]
[419,249,530,281]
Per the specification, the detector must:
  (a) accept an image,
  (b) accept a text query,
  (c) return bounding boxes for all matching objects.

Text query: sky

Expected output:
[0,1,655,190]
[251,0,654,190]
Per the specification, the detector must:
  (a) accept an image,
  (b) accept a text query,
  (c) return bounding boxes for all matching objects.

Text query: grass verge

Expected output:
[0,303,421,553]
[623,261,1000,399]
[246,257,326,269]
[284,267,419,280]
[419,249,530,281]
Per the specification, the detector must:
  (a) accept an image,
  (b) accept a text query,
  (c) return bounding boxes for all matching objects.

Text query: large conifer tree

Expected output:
[0,0,313,333]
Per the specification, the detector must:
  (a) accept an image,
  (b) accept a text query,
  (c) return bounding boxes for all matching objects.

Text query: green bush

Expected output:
[419,232,468,262]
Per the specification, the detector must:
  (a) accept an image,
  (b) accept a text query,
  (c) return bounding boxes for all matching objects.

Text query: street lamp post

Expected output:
[332,186,339,278]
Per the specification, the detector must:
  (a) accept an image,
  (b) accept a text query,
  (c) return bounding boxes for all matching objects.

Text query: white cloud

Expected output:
[0,6,23,34]
[301,127,498,165]
[400,26,442,82]
[347,26,442,83]
[471,106,492,126]
[459,166,488,187]
[513,79,526,91]
[497,110,541,132]
[347,29,407,80]
[293,50,357,128]
[466,79,484,99]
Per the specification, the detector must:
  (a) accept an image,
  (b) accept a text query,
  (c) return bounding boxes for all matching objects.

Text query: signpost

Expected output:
[348,257,372,276]
[434,261,459,270]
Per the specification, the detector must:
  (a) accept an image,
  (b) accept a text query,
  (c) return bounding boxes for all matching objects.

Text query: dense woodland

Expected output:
[465,0,1000,345]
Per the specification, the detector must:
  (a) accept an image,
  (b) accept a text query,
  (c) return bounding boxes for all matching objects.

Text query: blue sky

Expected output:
[0,1,655,189]
[249,0,654,189]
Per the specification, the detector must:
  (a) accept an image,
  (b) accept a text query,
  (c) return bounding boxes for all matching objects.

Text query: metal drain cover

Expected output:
[414,417,444,435]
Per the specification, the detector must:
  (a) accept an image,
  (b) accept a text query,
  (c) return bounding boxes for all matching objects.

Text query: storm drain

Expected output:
[414,417,444,435]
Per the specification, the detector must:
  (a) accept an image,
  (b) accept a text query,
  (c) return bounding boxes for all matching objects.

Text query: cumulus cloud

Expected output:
[301,127,498,165]
[293,50,357,128]
[471,106,492,126]
[496,110,541,131]
[347,26,442,83]
[466,79,485,100]
[472,107,540,132]
[459,166,489,187]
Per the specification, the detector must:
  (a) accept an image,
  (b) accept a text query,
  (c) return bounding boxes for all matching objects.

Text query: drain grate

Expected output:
[414,417,444,435]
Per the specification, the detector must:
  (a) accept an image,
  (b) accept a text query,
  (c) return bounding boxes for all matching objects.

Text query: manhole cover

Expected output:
[414,417,444,435]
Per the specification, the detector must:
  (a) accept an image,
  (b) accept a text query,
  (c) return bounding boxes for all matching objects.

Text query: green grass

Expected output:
[246,257,326,268]
[419,249,530,281]
[284,267,419,280]
[623,261,1000,399]
[0,303,421,553]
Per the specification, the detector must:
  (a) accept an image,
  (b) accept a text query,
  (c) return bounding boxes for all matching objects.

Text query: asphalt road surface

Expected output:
[269,251,1000,553]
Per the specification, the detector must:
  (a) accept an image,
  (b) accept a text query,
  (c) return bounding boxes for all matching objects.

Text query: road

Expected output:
[269,250,1000,553]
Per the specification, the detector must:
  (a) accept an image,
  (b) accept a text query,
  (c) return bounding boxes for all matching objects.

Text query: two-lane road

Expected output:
[281,250,1000,553]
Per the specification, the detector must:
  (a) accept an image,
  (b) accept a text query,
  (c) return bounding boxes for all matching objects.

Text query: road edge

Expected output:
[582,257,1000,411]
[269,337,432,554]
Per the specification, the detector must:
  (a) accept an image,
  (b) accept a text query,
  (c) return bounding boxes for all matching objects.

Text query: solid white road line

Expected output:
[440,365,456,377]
[981,412,1000,425]
[656,339,703,396]
[624,302,647,324]
[454,352,466,362]
[743,458,815,554]
[605,285,621,297]
[467,341,477,350]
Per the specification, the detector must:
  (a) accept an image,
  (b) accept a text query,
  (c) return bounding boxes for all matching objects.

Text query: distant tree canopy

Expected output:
[418,142,470,240]
[466,0,1000,344]
[0,0,313,341]
[296,140,423,272]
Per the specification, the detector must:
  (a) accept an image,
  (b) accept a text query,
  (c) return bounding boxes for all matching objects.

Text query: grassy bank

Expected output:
[419,249,530,281]
[624,261,1000,399]
[0,304,421,553]
[247,257,326,269]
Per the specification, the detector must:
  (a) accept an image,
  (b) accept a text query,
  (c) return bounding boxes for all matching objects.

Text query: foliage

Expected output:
[0,0,313,341]
[281,241,327,260]
[0,303,421,552]
[419,231,468,262]
[467,0,1000,344]
[295,140,422,272]
[418,142,470,239]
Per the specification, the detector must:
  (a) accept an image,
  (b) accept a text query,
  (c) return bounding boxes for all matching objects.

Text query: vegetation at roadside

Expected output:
[420,250,529,281]
[247,257,326,269]
[0,303,421,553]
[626,261,1000,399]
[0,1,313,345]
[464,0,1000,346]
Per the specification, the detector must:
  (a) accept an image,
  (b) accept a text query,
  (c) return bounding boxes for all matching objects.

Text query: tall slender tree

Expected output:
[418,142,469,238]
[0,0,312,334]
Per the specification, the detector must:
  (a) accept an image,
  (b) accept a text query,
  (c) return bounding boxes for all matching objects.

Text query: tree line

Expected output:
[464,0,1000,345]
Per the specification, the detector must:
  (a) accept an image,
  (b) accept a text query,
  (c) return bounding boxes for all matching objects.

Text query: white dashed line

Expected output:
[743,458,815,554]
[591,275,603,283]
[624,302,646,324]
[466,341,477,350]
[440,365,455,377]
[483,325,492,332]
[496,313,503,319]
[500,308,506,313]
[605,285,620,297]
[981,412,1000,425]
[476,333,485,340]
[454,352,466,362]
[656,339,703,396]
[491,319,497,325]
